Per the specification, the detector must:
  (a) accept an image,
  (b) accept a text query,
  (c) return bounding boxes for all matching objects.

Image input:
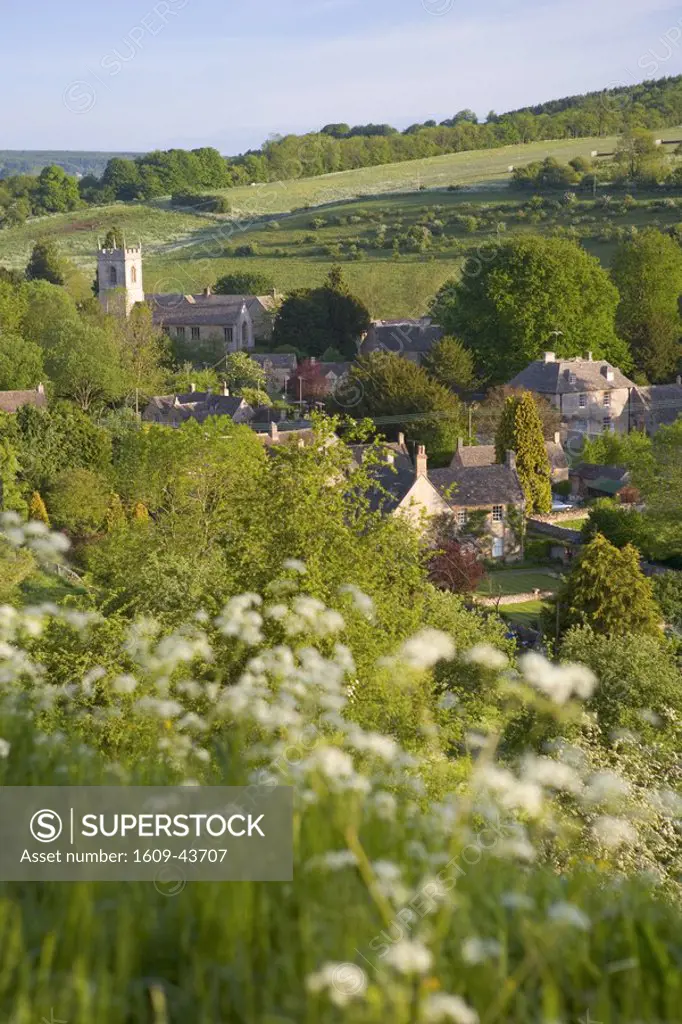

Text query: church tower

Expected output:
[97,240,144,316]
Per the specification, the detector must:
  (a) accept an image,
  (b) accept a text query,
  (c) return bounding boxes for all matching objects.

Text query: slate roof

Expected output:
[362,319,444,356]
[144,392,249,424]
[250,353,298,371]
[0,388,47,414]
[572,462,629,483]
[148,294,248,326]
[508,356,635,395]
[319,362,352,377]
[632,384,682,428]
[451,441,568,474]
[429,465,525,508]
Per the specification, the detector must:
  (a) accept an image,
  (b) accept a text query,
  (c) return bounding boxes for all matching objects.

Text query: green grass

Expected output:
[477,568,560,598]
[2,125,682,317]
[556,515,589,527]
[500,599,547,628]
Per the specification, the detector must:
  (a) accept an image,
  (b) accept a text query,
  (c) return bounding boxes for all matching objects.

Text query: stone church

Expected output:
[97,241,256,352]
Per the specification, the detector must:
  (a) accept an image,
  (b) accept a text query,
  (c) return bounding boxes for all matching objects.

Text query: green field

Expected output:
[2,126,682,317]
[500,599,547,628]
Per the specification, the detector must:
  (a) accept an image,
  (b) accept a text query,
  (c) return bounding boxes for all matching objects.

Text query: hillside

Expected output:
[0,150,140,179]
[2,126,682,317]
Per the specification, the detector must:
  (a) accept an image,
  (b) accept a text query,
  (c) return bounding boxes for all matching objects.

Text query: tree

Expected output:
[103,227,125,249]
[47,468,112,540]
[429,539,484,594]
[560,626,682,743]
[214,271,275,296]
[222,351,267,394]
[337,352,464,465]
[614,129,666,180]
[430,236,629,381]
[42,320,125,411]
[292,359,329,402]
[611,229,682,382]
[422,336,476,393]
[0,331,44,390]
[273,267,370,359]
[476,386,561,443]
[116,303,169,409]
[25,241,67,286]
[652,571,682,630]
[34,165,80,213]
[495,392,552,514]
[551,533,661,638]
[581,499,654,556]
[29,491,50,526]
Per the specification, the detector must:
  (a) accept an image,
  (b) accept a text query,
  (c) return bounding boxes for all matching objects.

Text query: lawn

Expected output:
[500,599,547,629]
[477,568,560,599]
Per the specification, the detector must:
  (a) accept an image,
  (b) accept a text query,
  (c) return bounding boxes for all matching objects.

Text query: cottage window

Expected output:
[603,392,611,408]
[176,326,186,340]
[603,416,613,431]
[456,509,467,526]
[224,327,234,345]
[492,505,504,523]
[578,394,587,408]
[191,327,200,341]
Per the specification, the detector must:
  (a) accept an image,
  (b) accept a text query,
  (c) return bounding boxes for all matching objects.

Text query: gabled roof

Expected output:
[451,440,568,474]
[508,355,635,395]
[362,319,443,355]
[632,384,682,427]
[148,294,248,326]
[0,387,47,414]
[429,464,525,508]
[144,392,248,424]
[250,353,298,370]
[572,462,629,483]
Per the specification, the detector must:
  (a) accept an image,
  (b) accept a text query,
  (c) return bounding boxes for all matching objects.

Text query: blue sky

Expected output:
[2,0,682,153]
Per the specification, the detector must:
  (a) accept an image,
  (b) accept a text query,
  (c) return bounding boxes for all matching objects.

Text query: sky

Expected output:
[2,0,682,154]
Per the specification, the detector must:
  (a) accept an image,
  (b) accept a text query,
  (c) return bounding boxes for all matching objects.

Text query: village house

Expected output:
[142,384,253,427]
[569,462,632,501]
[356,438,526,561]
[250,353,298,394]
[360,318,443,364]
[507,352,636,438]
[0,384,47,414]
[451,434,569,484]
[630,378,682,433]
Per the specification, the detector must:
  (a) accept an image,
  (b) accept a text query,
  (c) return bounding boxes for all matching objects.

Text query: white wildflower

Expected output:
[307,850,358,872]
[372,860,402,883]
[136,697,183,719]
[399,629,455,670]
[308,746,355,780]
[373,791,398,820]
[500,892,534,911]
[520,754,583,795]
[461,937,502,964]
[112,675,137,695]
[439,692,459,711]
[0,738,10,758]
[306,962,367,1007]
[463,644,508,671]
[283,558,307,574]
[349,730,398,761]
[476,765,544,817]
[584,771,631,806]
[592,816,637,849]
[423,993,479,1024]
[384,939,433,975]
[547,902,590,931]
[338,584,375,620]
[519,653,596,705]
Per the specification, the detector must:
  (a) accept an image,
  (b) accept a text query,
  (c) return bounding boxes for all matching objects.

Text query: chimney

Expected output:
[506,450,517,471]
[415,445,428,477]
[190,383,196,393]
[203,286,212,297]
[269,422,279,442]
[222,382,230,397]
[36,382,45,395]
[397,432,405,448]
[554,431,561,446]
[601,365,614,382]
[586,351,593,361]
[544,352,556,363]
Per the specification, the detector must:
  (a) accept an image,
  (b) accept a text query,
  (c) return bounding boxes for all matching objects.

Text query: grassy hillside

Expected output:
[2,126,682,317]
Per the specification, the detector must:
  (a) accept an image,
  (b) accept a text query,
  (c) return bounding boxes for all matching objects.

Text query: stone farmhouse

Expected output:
[142,385,253,427]
[0,384,47,414]
[507,352,635,439]
[355,438,526,561]
[250,353,298,393]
